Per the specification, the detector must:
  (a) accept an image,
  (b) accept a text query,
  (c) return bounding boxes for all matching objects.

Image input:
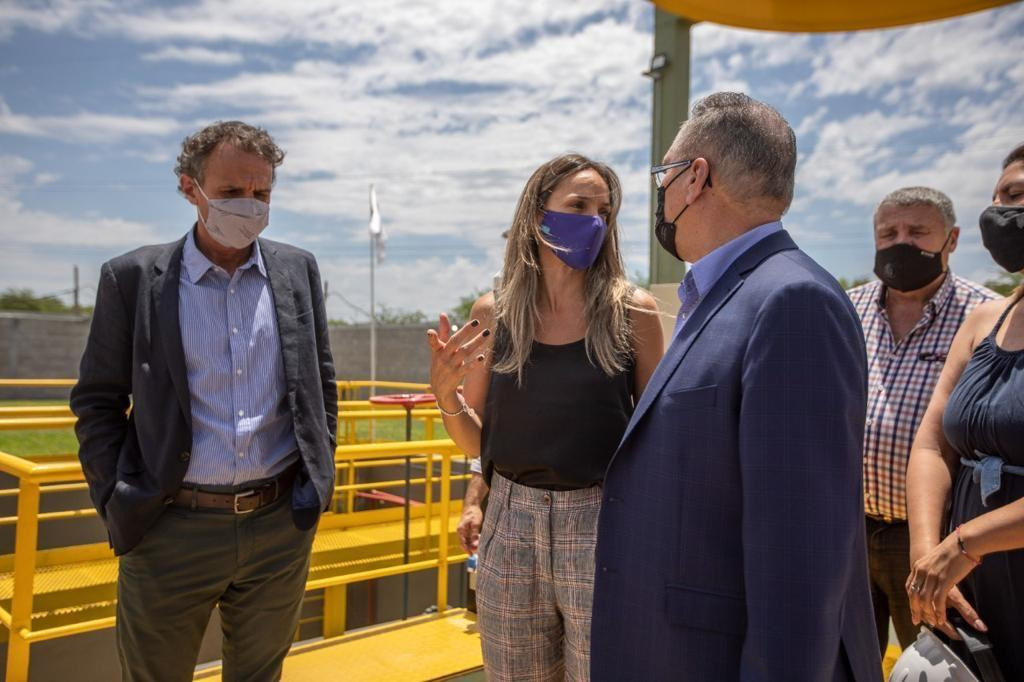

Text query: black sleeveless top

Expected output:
[480,329,635,490]
[941,295,1024,680]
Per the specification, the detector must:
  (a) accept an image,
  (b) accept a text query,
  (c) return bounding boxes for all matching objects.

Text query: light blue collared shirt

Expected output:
[179,230,297,486]
[676,220,783,334]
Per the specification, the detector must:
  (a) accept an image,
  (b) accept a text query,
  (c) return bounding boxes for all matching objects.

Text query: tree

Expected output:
[837,276,872,291]
[375,305,427,325]
[630,270,651,290]
[983,271,1023,296]
[0,288,87,313]
[451,288,488,324]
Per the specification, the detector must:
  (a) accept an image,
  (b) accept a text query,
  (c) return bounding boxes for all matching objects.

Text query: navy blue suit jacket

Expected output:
[591,231,880,681]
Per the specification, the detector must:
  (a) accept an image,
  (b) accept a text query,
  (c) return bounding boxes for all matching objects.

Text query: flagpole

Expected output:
[369,185,377,397]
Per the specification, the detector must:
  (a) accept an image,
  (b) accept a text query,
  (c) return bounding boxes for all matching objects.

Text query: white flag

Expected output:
[369,184,386,263]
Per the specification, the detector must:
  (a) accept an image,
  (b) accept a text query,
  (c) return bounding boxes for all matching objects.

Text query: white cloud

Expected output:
[0,157,160,253]
[3,0,1023,309]
[141,45,243,65]
[0,97,178,143]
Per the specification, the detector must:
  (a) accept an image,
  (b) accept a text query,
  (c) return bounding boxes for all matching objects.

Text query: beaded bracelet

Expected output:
[955,525,983,566]
[437,393,476,419]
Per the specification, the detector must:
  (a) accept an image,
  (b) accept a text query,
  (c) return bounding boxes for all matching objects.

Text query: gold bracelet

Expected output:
[956,525,982,566]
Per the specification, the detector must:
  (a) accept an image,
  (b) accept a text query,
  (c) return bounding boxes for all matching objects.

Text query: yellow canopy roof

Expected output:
[651,0,1019,32]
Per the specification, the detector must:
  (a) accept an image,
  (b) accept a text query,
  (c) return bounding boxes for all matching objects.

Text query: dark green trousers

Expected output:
[116,492,315,682]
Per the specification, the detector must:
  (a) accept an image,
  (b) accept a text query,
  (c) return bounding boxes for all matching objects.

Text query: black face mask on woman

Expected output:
[873,230,953,292]
[979,205,1024,274]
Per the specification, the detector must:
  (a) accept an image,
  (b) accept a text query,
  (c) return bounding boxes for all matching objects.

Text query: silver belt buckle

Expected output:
[234,489,257,514]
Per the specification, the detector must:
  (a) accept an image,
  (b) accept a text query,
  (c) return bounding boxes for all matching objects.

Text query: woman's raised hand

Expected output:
[426,312,490,409]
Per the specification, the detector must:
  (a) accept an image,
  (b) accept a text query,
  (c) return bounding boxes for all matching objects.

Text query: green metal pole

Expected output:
[649,9,693,285]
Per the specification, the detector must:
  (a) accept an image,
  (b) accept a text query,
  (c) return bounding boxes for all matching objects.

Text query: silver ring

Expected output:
[910,583,923,593]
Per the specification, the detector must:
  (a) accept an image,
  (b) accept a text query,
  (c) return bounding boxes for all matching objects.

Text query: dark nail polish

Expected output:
[482,329,491,337]
[471,319,479,327]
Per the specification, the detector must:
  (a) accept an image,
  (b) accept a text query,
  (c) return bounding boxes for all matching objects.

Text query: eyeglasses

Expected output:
[651,160,694,188]
[647,158,712,188]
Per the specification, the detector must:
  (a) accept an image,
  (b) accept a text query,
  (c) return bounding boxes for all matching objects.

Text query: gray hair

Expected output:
[1003,142,1024,169]
[874,187,956,231]
[667,92,797,212]
[174,120,285,191]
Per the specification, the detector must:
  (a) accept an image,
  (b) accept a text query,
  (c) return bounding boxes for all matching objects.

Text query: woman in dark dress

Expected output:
[906,142,1024,679]
[425,153,664,681]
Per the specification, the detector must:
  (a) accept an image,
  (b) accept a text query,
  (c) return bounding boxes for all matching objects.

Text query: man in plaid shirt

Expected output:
[848,186,997,653]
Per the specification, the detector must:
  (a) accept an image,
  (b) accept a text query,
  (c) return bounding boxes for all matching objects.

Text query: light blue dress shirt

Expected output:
[675,220,783,335]
[179,230,298,487]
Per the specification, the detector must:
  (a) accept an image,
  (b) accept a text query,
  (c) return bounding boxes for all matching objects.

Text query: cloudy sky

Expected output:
[1,1,1022,321]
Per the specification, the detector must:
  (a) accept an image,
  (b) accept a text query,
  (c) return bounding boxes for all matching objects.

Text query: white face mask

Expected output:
[193,181,270,249]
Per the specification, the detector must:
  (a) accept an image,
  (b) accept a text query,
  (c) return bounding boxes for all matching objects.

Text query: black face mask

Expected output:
[654,171,711,261]
[873,231,952,293]
[979,205,1024,273]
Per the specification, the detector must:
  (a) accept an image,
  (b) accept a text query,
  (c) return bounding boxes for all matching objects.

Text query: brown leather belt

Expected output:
[171,466,297,514]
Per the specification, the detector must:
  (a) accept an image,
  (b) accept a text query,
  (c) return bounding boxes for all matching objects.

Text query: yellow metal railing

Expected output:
[0,440,468,681]
[0,378,466,682]
[0,410,443,444]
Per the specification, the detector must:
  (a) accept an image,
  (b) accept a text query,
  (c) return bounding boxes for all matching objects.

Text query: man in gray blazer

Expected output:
[71,120,337,681]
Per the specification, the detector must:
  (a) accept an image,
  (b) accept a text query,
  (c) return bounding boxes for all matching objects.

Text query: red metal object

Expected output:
[368,393,436,410]
[356,490,424,507]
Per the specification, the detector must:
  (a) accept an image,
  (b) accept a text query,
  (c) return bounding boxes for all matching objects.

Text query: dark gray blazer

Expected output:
[71,232,338,555]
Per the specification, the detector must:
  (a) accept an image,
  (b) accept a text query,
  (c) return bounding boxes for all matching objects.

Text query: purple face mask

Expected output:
[539,210,609,270]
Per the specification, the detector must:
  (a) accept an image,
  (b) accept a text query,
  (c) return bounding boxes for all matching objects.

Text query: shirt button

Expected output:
[866,418,874,426]
[543,494,551,504]
[238,410,245,417]
[179,451,190,462]
[601,566,608,573]
[229,288,236,294]
[232,327,239,334]
[236,368,243,376]
[237,451,244,458]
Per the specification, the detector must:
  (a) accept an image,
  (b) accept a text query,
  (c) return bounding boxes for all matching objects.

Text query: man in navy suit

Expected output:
[591,93,880,681]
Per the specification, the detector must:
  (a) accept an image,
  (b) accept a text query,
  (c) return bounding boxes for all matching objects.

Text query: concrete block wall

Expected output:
[0,313,435,398]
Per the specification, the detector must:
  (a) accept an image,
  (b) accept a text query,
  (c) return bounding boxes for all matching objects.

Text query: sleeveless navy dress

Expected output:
[941,296,1024,679]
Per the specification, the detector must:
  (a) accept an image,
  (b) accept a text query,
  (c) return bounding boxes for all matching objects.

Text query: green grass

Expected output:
[0,430,78,457]
[0,401,450,458]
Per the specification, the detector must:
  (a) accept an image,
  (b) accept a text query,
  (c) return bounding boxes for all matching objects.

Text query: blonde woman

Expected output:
[427,153,663,681]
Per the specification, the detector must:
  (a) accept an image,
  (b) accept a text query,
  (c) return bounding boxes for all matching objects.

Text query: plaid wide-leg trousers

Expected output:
[476,472,602,682]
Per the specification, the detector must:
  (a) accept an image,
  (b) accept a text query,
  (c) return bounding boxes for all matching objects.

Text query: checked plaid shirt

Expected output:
[849,273,997,521]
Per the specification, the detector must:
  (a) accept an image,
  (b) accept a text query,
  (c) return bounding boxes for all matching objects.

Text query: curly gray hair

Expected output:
[174,120,285,192]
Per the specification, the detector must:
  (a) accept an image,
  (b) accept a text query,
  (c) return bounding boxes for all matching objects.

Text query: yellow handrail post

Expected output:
[423,454,433,552]
[346,461,356,514]
[436,452,451,614]
[424,415,435,441]
[322,586,347,638]
[6,480,41,682]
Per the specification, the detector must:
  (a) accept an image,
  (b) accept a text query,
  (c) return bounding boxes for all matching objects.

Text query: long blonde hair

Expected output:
[492,153,635,385]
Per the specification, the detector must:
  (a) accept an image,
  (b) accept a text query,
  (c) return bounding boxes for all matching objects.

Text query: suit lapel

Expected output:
[613,230,800,455]
[616,271,744,449]
[152,236,191,427]
[260,239,300,393]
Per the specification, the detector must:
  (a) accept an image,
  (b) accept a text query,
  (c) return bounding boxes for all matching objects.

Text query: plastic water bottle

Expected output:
[466,552,478,613]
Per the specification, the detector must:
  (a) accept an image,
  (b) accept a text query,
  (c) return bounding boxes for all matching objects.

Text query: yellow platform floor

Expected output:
[0,510,463,639]
[195,610,482,681]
